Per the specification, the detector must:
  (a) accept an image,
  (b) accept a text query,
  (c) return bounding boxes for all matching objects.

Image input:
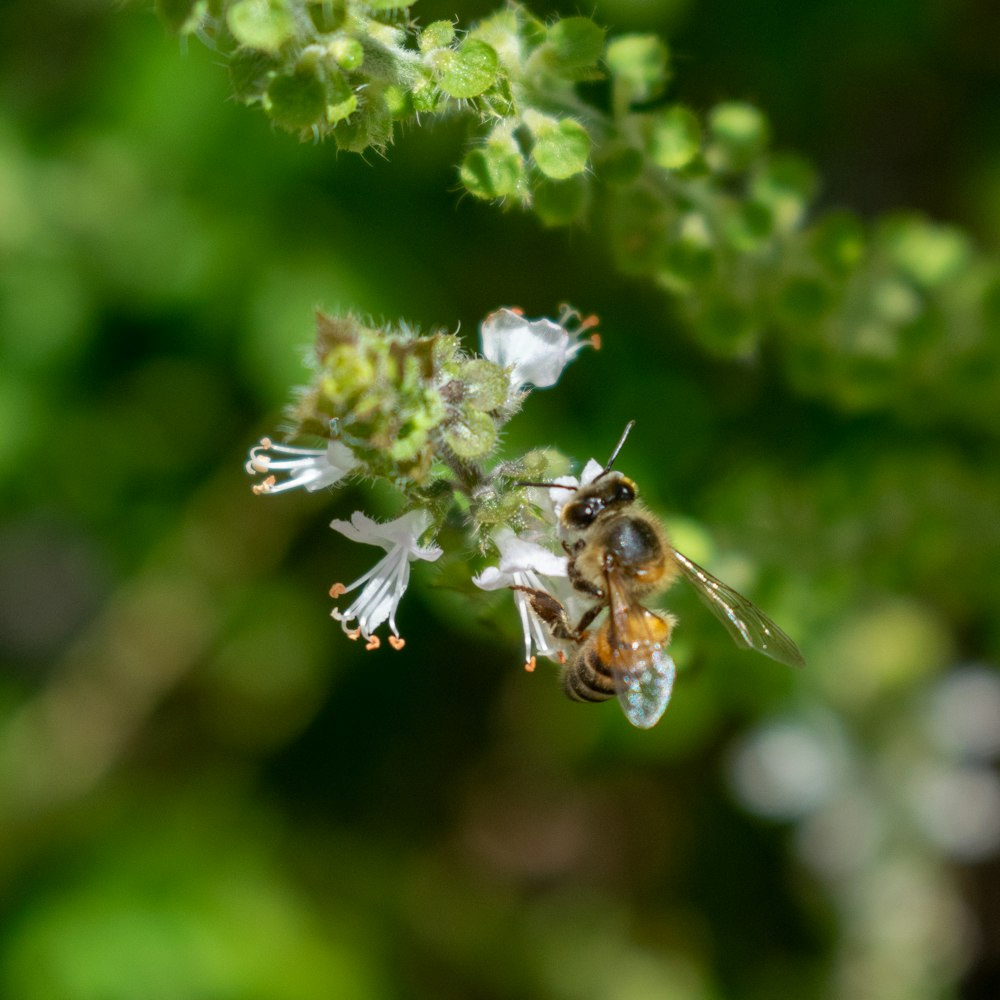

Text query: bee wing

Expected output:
[606,573,677,730]
[671,550,805,668]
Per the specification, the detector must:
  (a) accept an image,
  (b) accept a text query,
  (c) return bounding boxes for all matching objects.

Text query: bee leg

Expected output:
[510,585,577,640]
[572,604,603,635]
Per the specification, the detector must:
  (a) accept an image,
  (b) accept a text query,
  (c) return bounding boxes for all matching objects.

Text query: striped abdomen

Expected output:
[562,638,616,703]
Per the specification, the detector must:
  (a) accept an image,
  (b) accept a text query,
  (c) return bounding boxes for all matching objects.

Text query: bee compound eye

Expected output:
[565,501,595,529]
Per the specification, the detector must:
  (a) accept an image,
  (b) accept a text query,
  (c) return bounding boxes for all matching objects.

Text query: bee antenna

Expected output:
[516,480,577,490]
[603,420,635,473]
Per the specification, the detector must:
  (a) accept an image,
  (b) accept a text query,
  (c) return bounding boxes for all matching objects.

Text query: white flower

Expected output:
[473,529,570,671]
[245,438,358,495]
[479,306,598,395]
[328,509,442,650]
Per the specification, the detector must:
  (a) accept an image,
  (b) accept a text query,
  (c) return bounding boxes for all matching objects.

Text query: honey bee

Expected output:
[516,422,804,729]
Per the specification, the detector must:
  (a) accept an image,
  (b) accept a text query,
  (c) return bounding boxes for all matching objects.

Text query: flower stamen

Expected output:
[245,437,358,495]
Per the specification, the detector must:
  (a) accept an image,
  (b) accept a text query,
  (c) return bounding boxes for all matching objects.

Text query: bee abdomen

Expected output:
[563,647,615,703]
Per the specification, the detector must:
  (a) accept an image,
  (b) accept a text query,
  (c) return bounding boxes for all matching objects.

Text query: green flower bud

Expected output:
[227,0,296,54]
[435,39,500,99]
[811,211,866,276]
[750,154,817,231]
[265,68,328,131]
[541,17,605,80]
[523,111,591,180]
[307,0,347,33]
[706,102,769,172]
[879,215,971,288]
[329,37,364,72]
[460,130,525,201]
[723,200,774,251]
[229,48,279,104]
[458,359,508,411]
[647,106,701,170]
[605,35,669,104]
[411,74,445,114]
[420,21,456,52]
[660,213,715,291]
[444,408,497,460]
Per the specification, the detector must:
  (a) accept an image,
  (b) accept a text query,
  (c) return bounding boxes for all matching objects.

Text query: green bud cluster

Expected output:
[159,2,1000,437]
[288,311,549,494]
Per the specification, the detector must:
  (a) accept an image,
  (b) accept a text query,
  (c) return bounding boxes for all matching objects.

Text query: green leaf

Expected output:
[365,0,415,9]
[605,35,669,104]
[647,106,701,170]
[437,39,499,99]
[525,113,591,180]
[226,0,296,54]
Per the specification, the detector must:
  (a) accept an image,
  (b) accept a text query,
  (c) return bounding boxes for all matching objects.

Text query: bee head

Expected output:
[561,471,637,531]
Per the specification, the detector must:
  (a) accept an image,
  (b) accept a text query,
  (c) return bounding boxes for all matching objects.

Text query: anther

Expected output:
[329,582,347,598]
[346,628,361,641]
[252,476,276,495]
[365,635,380,651]
[525,656,537,673]
[388,636,405,650]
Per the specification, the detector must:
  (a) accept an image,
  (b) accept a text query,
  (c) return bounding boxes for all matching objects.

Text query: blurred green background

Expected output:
[2,1,1000,997]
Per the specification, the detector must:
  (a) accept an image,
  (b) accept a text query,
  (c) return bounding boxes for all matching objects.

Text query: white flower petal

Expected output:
[329,510,441,645]
[474,528,571,667]
[479,307,594,395]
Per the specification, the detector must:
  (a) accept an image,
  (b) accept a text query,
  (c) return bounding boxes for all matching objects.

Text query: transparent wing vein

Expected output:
[672,550,805,668]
